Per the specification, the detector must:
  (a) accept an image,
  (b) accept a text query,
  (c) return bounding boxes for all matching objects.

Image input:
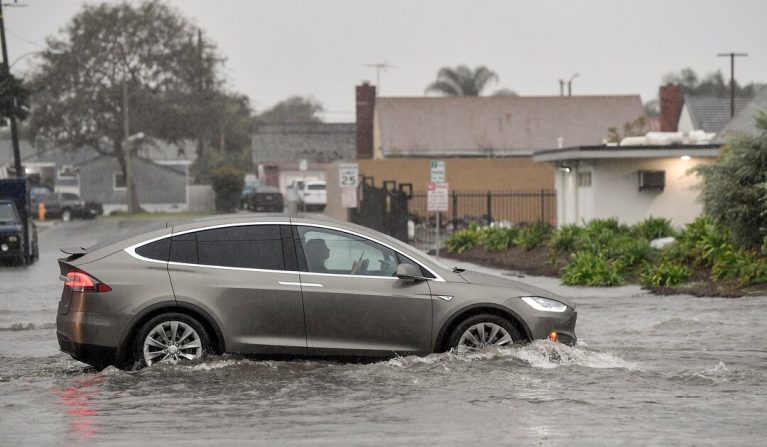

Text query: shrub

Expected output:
[516,222,554,250]
[210,166,245,212]
[482,226,519,252]
[691,110,767,248]
[583,218,629,236]
[632,217,676,240]
[445,227,482,254]
[640,260,691,286]
[550,224,583,254]
[561,252,623,286]
[711,246,767,286]
[676,216,733,266]
[616,238,655,270]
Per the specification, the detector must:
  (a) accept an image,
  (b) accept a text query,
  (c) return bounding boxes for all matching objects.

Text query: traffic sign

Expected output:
[299,159,308,172]
[427,182,449,212]
[338,163,359,188]
[430,160,446,183]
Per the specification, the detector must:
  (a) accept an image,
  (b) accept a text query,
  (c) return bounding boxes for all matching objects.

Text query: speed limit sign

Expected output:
[338,163,359,188]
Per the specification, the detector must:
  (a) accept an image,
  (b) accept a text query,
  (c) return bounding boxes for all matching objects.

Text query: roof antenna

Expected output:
[364,62,395,94]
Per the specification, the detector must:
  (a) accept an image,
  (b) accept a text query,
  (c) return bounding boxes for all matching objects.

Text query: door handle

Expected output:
[277,281,324,288]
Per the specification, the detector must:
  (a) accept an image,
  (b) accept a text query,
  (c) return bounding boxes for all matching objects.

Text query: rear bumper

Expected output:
[56,311,128,367]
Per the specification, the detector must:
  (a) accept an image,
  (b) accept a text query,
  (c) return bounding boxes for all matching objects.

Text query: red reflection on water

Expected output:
[51,375,105,440]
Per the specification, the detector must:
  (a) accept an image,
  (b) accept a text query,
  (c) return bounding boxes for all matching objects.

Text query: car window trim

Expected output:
[124,220,445,281]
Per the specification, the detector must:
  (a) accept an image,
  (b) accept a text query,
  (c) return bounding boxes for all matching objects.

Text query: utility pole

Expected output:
[196,29,204,160]
[0,0,29,259]
[717,52,748,118]
[0,1,21,179]
[123,80,136,215]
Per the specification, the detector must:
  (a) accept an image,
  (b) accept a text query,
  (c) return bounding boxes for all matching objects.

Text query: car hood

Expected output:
[0,223,22,234]
[457,269,575,309]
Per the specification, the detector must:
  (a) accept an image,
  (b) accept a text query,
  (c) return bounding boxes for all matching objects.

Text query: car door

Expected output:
[294,225,433,357]
[168,223,307,355]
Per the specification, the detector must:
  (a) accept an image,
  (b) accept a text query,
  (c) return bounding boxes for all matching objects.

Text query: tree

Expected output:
[607,116,648,143]
[493,88,519,97]
[692,110,767,248]
[257,96,323,124]
[663,68,764,98]
[27,1,223,212]
[425,65,499,96]
[0,71,29,126]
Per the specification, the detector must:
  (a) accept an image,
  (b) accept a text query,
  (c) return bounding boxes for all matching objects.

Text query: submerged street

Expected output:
[1,219,766,446]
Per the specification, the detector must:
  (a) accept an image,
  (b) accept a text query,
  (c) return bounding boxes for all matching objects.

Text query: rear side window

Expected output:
[135,238,170,261]
[170,225,285,270]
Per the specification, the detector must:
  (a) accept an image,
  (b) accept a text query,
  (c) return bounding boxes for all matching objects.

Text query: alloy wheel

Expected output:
[143,321,203,365]
[456,322,513,353]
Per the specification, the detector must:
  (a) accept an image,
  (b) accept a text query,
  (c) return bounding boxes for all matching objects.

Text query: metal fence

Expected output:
[408,190,557,253]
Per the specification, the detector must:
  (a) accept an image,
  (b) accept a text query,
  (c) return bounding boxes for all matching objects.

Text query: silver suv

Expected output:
[56,215,577,369]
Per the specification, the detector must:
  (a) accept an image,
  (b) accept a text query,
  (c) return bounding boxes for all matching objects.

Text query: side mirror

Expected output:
[396,263,426,281]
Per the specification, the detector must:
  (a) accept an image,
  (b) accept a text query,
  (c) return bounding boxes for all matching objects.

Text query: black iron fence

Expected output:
[408,190,557,253]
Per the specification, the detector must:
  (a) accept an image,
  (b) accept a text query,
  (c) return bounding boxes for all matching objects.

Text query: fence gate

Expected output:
[349,177,412,242]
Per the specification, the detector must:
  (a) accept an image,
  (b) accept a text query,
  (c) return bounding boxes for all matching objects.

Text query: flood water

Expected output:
[1,219,766,445]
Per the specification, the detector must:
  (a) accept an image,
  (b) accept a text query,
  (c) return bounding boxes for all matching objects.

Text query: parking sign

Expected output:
[427,182,449,212]
[338,163,359,188]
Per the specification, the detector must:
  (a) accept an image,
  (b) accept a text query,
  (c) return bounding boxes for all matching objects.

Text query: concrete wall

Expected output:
[355,158,555,191]
[556,156,715,227]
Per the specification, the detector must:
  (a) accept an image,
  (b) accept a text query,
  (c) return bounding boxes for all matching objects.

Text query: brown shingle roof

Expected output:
[375,95,644,157]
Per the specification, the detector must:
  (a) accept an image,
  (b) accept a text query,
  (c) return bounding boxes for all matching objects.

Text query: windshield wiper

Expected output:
[452,267,465,273]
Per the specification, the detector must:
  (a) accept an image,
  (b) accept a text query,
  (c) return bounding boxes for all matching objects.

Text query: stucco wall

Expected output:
[355,158,554,191]
[557,156,714,227]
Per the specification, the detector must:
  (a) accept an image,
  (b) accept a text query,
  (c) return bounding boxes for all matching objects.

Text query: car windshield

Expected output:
[307,184,325,190]
[0,203,19,224]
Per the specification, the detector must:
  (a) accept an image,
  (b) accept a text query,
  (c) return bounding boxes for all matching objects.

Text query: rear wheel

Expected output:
[134,313,211,367]
[448,314,521,353]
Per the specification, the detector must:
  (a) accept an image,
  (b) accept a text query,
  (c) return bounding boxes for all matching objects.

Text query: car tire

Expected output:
[61,209,72,222]
[447,313,522,353]
[133,312,211,368]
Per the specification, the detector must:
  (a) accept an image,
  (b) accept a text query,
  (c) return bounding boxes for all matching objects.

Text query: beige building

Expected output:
[533,144,720,226]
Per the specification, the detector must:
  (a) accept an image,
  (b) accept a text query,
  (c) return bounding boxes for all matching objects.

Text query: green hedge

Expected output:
[444,216,767,288]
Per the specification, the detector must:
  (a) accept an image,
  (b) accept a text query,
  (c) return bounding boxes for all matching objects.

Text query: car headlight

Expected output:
[8,235,17,242]
[521,296,568,313]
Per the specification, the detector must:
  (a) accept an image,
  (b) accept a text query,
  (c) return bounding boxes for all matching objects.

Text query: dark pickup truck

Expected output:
[0,179,39,265]
[42,192,102,221]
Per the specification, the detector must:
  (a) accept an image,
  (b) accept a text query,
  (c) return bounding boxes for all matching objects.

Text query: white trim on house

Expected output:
[533,146,720,163]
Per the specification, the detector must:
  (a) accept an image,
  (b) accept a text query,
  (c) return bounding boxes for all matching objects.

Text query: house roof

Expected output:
[251,122,356,164]
[718,86,767,139]
[374,95,645,157]
[533,144,721,163]
[684,95,753,134]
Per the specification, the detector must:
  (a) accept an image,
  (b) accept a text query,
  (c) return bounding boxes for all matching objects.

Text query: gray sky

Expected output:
[5,0,766,122]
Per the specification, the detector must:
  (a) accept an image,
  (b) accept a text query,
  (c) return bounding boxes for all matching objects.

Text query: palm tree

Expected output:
[424,65,499,96]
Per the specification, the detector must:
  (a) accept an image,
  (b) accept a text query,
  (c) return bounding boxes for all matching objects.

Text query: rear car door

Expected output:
[168,223,307,355]
[294,225,433,356]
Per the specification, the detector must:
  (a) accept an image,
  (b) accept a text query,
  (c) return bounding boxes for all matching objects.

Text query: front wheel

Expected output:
[448,314,521,353]
[134,313,211,367]
[61,209,72,222]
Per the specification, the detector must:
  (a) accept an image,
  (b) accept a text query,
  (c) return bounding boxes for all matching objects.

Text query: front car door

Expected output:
[167,222,307,355]
[294,224,433,357]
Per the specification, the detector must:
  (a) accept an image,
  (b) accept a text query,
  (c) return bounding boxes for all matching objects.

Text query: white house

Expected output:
[533,135,720,227]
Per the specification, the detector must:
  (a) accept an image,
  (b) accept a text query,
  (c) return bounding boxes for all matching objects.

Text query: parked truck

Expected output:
[0,179,39,265]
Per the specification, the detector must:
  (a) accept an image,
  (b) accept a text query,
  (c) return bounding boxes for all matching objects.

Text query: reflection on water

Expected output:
[51,375,104,441]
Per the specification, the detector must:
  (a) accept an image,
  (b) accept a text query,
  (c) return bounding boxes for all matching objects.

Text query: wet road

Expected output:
[1,219,766,446]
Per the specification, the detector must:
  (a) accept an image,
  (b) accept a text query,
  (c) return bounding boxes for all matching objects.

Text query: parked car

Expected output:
[0,200,38,265]
[56,215,577,369]
[295,180,326,212]
[241,185,284,212]
[42,192,103,221]
[29,185,53,211]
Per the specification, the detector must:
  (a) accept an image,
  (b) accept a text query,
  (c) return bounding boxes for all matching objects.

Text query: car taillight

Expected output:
[64,271,112,293]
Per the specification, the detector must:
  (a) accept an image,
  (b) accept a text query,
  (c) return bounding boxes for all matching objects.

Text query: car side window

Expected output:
[169,225,284,270]
[296,226,400,277]
[135,238,170,261]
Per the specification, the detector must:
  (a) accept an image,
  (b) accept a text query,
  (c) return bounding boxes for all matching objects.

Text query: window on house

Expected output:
[57,165,78,180]
[113,172,126,190]
[577,172,592,187]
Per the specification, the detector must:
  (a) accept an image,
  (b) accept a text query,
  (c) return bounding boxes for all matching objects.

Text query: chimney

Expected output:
[356,82,376,159]
[659,84,683,132]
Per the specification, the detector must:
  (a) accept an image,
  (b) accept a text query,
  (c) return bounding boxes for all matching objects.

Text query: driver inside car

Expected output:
[305,238,331,273]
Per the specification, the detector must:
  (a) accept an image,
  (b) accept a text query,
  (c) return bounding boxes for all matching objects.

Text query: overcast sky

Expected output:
[5,0,766,122]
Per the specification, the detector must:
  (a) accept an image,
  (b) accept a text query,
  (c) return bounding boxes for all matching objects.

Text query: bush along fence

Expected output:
[443,216,767,294]
[408,189,556,253]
